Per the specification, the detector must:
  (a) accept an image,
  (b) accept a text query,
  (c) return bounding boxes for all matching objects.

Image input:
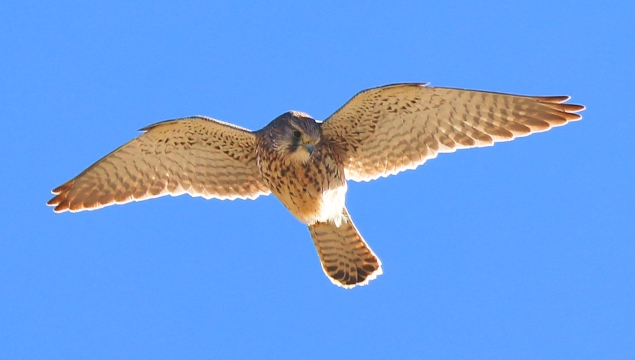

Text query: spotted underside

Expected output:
[48,83,584,288]
[48,117,270,213]
[321,84,585,182]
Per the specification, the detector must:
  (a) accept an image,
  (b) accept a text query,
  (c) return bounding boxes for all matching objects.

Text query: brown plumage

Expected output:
[48,83,585,288]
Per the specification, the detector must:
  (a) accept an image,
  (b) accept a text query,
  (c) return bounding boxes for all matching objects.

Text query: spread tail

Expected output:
[308,208,382,288]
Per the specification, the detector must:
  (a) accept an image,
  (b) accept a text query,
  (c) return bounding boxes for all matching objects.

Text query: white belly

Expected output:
[304,183,348,226]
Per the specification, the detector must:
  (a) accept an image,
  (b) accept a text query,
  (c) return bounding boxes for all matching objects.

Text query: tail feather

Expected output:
[308,208,382,288]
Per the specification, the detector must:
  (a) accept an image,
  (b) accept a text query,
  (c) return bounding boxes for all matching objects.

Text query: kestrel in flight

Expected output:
[48,84,584,288]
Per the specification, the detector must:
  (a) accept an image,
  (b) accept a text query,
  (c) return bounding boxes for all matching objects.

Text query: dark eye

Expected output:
[292,130,302,139]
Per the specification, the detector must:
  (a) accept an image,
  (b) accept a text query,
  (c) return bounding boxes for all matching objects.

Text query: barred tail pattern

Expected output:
[308,208,382,288]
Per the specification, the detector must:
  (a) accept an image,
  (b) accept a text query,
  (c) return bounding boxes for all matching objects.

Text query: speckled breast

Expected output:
[255,142,347,225]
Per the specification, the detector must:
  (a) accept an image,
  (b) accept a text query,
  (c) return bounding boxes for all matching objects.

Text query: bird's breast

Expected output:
[256,143,347,225]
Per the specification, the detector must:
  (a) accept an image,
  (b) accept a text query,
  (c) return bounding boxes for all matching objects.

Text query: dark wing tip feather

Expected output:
[51,181,73,195]
[47,180,74,212]
[535,96,585,122]
[534,95,571,103]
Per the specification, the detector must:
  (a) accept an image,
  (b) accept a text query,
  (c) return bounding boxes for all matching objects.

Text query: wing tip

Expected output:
[46,198,67,213]
[535,96,585,123]
[534,95,571,103]
[47,179,118,213]
[51,180,73,195]
[535,95,585,109]
[48,181,72,212]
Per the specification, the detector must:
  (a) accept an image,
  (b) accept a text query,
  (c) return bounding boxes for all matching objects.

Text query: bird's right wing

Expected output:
[321,84,585,182]
[48,116,270,213]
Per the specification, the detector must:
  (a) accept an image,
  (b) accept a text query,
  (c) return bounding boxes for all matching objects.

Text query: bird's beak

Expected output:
[304,143,315,155]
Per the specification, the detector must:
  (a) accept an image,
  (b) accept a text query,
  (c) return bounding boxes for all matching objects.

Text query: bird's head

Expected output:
[266,111,321,162]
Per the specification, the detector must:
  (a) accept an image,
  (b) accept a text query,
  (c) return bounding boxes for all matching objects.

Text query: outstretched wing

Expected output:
[48,116,270,213]
[321,84,585,182]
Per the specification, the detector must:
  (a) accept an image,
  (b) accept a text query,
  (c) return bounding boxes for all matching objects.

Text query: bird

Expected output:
[47,83,585,288]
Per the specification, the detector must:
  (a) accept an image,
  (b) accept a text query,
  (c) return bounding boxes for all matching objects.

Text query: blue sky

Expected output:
[1,1,634,359]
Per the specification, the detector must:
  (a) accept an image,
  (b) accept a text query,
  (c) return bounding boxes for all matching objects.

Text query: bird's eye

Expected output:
[292,130,302,139]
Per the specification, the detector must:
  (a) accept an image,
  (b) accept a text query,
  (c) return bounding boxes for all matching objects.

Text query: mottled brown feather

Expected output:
[48,116,270,212]
[308,208,382,288]
[47,83,585,289]
[321,84,584,182]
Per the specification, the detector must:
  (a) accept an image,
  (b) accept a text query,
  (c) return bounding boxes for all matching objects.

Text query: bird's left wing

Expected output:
[48,116,270,213]
[320,84,585,182]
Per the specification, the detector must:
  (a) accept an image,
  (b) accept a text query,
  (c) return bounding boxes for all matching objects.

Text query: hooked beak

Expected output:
[304,143,315,155]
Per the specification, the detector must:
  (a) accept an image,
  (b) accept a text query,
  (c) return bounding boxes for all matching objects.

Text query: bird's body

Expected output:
[255,111,346,226]
[48,84,585,288]
[254,111,380,286]
[256,141,348,226]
